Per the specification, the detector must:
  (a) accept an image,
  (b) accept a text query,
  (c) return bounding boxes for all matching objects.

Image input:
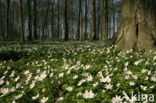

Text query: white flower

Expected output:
[153,56,156,60]
[76,92,82,96]
[66,87,73,92]
[15,91,24,100]
[10,87,16,92]
[116,83,120,87]
[125,62,129,67]
[32,93,39,100]
[38,71,47,81]
[112,95,123,103]
[14,76,20,82]
[10,71,15,77]
[49,73,53,77]
[125,75,129,80]
[100,76,111,83]
[105,83,113,90]
[12,101,16,103]
[151,76,156,82]
[140,85,147,91]
[132,75,138,80]
[41,97,48,103]
[93,82,98,87]
[83,90,95,99]
[59,73,64,78]
[134,60,141,65]
[126,71,132,75]
[141,69,147,73]
[56,97,64,101]
[24,70,30,75]
[73,75,78,79]
[129,82,135,86]
[30,81,36,89]
[0,79,4,85]
[0,88,9,97]
[67,70,71,74]
[86,75,93,82]
[78,79,86,86]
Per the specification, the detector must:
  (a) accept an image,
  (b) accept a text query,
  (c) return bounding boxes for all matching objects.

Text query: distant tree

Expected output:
[79,0,83,41]
[84,0,89,40]
[64,0,68,40]
[5,0,10,39]
[51,0,54,39]
[103,0,108,41]
[19,0,24,42]
[57,0,60,39]
[27,0,32,41]
[42,0,50,39]
[91,0,96,41]
[33,0,37,39]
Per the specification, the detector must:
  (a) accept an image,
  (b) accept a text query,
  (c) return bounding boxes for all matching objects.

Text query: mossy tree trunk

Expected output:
[115,0,156,52]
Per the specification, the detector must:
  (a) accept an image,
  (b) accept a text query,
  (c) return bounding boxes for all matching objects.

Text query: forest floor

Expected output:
[0,41,155,103]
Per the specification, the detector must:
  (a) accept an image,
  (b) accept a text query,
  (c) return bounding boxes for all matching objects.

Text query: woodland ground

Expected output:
[0,41,155,103]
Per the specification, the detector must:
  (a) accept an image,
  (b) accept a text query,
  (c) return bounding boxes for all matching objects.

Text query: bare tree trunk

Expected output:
[71,0,74,40]
[51,0,54,39]
[79,0,82,41]
[57,0,60,39]
[33,0,37,39]
[84,0,88,40]
[19,0,24,42]
[64,0,68,40]
[5,0,10,39]
[28,0,32,41]
[42,0,50,39]
[115,0,156,52]
[91,0,96,41]
[97,0,101,40]
[112,0,115,34]
[103,0,108,41]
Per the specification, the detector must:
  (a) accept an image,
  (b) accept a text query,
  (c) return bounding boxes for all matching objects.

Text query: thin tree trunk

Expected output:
[103,0,108,41]
[19,0,24,42]
[28,0,32,41]
[71,0,74,40]
[42,0,50,39]
[79,0,82,41]
[51,0,54,38]
[97,0,101,40]
[5,0,10,39]
[112,0,115,34]
[91,0,96,41]
[33,0,37,39]
[57,0,60,39]
[64,0,68,40]
[84,0,88,40]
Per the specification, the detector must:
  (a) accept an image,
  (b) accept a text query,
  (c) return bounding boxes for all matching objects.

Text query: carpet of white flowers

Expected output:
[0,41,156,103]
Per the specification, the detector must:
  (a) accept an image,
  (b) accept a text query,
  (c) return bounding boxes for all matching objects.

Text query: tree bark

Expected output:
[64,0,68,40]
[103,0,108,41]
[51,0,54,38]
[91,0,96,41]
[42,0,50,39]
[79,0,82,41]
[84,0,88,40]
[57,0,60,39]
[19,0,24,42]
[115,0,156,52]
[5,0,10,39]
[28,0,32,41]
[33,0,37,39]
